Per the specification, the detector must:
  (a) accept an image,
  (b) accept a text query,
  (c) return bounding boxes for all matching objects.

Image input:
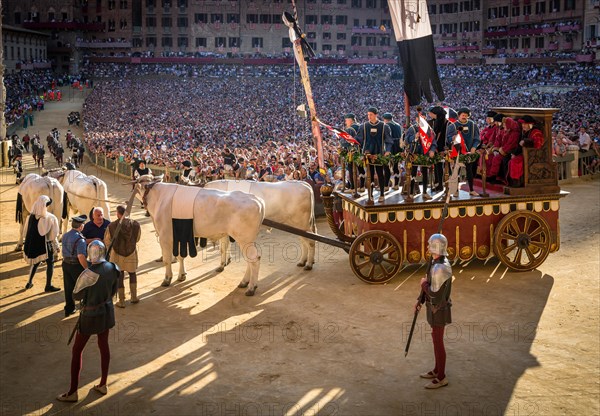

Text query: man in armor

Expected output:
[57,241,119,402]
[382,113,403,190]
[356,107,393,202]
[61,215,88,317]
[416,233,452,389]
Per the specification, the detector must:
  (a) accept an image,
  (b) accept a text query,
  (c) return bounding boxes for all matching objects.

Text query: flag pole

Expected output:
[285,4,325,172]
[403,92,414,202]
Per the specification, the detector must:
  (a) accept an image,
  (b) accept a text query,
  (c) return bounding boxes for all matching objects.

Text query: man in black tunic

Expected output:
[356,107,393,202]
[383,112,404,190]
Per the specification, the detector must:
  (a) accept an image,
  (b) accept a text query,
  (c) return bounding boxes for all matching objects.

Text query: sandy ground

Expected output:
[0,90,599,416]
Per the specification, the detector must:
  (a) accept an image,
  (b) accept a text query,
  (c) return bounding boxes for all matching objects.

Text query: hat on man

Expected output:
[367,106,379,114]
[486,110,498,118]
[456,107,471,116]
[182,160,192,168]
[493,113,505,123]
[518,115,537,124]
[344,113,356,120]
[428,106,446,117]
[382,113,393,120]
[71,214,87,227]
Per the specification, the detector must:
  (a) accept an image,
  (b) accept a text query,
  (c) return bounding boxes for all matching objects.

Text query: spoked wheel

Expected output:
[349,231,403,284]
[494,211,551,271]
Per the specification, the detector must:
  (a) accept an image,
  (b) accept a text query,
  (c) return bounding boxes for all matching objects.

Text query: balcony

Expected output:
[557,24,581,32]
[484,27,543,38]
[575,54,594,63]
[482,48,497,55]
[16,62,53,70]
[22,21,105,31]
[48,46,73,53]
[435,45,479,52]
[351,27,389,35]
[76,41,133,48]
[350,45,393,52]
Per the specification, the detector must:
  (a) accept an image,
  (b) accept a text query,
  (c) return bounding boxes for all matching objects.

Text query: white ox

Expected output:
[137,175,265,296]
[15,174,64,250]
[205,180,317,270]
[45,169,111,227]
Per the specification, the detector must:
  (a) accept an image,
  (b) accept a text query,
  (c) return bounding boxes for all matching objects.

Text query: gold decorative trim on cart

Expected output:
[342,199,561,225]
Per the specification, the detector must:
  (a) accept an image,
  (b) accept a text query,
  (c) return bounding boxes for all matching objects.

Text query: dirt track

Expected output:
[0,90,599,415]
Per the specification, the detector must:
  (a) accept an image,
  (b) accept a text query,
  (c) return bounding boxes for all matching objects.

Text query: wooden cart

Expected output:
[267,108,566,283]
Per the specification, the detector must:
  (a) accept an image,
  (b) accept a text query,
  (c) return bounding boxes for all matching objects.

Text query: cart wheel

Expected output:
[493,211,551,271]
[349,231,403,284]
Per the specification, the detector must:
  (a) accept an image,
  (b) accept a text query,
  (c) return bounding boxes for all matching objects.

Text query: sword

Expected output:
[404,142,461,357]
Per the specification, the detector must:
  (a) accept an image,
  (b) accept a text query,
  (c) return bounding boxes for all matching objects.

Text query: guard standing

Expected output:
[56,241,119,402]
[416,234,453,389]
[61,215,88,317]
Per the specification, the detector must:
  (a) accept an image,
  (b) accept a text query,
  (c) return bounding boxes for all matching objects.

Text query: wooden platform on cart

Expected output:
[336,182,566,212]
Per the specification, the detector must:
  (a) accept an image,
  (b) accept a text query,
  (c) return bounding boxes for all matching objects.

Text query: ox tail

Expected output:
[310,185,317,233]
[49,179,64,226]
[16,193,23,224]
[62,191,69,219]
[98,179,110,219]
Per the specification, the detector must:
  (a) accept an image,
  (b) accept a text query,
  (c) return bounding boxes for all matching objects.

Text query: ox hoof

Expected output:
[245,286,258,296]
[161,278,172,287]
[225,257,232,266]
[238,281,249,289]
[303,264,313,271]
[14,245,23,252]
[177,274,187,282]
[296,261,307,268]
[216,266,225,273]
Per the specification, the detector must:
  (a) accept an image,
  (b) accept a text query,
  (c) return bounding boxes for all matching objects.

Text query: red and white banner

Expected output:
[450,131,468,157]
[315,118,360,146]
[418,114,434,154]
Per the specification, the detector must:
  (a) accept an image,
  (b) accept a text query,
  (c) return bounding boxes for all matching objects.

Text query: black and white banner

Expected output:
[388,0,445,104]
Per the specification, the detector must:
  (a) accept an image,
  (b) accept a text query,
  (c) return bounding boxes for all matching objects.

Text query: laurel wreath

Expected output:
[409,153,444,167]
[453,153,480,164]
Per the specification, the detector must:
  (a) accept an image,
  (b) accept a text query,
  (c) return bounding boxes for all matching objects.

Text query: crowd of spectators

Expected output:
[80,62,600,184]
[3,70,90,127]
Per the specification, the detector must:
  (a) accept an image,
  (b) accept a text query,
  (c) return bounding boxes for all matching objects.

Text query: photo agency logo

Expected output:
[0,320,149,345]
[399,321,540,344]
[199,401,340,416]
[397,400,541,416]
[198,241,342,266]
[200,321,341,345]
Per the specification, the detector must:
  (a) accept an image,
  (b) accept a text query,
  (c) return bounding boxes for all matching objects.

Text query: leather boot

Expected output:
[116,288,126,308]
[130,283,139,304]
